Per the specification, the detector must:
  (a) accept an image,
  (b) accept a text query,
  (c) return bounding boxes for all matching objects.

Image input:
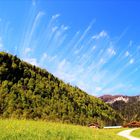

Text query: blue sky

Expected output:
[0,0,140,96]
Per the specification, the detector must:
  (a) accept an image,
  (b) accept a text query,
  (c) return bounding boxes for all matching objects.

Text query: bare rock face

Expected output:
[99,94,129,104]
[100,94,140,104]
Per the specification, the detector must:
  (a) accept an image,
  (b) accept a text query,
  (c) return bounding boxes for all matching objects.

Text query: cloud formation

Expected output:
[1,3,140,96]
[92,30,108,40]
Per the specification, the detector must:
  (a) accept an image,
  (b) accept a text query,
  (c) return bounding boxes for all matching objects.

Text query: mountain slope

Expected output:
[111,96,140,122]
[0,52,122,126]
[100,95,140,122]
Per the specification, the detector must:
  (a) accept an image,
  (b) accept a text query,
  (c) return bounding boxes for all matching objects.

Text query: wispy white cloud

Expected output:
[107,47,116,56]
[40,52,57,64]
[52,26,58,32]
[74,45,84,54]
[30,11,45,37]
[129,58,134,64]
[115,27,129,44]
[92,30,108,40]
[23,47,32,56]
[0,37,3,50]
[54,59,76,83]
[61,25,69,31]
[24,57,38,66]
[99,58,106,65]
[102,83,133,95]
[58,59,67,70]
[95,86,102,92]
[72,21,95,51]
[125,51,130,57]
[91,45,96,51]
[103,86,122,94]
[128,40,133,47]
[20,11,45,58]
[52,14,60,20]
[22,47,38,66]
[76,80,93,94]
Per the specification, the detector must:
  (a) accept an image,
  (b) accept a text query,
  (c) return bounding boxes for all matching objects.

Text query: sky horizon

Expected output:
[0,0,140,96]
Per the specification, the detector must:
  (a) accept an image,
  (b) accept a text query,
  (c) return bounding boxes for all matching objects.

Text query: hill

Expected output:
[0,52,122,126]
[100,95,140,122]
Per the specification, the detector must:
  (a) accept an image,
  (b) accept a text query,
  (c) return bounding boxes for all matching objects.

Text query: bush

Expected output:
[123,121,140,128]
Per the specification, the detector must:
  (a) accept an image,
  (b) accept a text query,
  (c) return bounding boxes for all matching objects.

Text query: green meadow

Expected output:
[131,128,140,138]
[0,119,127,140]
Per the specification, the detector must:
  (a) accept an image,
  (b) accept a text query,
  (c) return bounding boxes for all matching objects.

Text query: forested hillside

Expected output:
[0,52,122,126]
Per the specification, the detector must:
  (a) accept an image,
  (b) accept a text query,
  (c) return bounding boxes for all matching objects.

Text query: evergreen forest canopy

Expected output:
[0,52,122,126]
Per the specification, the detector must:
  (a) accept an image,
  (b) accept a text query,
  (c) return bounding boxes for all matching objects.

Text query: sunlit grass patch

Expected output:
[131,128,140,138]
[0,119,127,140]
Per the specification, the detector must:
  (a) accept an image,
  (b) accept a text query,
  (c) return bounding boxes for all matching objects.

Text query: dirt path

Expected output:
[118,128,140,140]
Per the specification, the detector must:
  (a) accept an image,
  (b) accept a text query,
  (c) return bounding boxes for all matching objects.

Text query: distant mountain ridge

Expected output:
[99,94,140,122]
[99,94,140,104]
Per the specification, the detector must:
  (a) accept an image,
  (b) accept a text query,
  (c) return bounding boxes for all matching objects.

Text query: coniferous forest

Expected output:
[0,52,122,126]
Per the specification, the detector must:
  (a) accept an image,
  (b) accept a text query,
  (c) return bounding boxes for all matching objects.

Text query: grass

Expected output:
[0,119,128,140]
[131,128,140,138]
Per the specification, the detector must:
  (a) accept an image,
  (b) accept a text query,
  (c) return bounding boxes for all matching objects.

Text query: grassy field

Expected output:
[131,128,140,138]
[0,119,128,140]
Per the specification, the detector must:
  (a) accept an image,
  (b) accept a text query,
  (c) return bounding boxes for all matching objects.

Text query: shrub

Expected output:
[123,121,140,128]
